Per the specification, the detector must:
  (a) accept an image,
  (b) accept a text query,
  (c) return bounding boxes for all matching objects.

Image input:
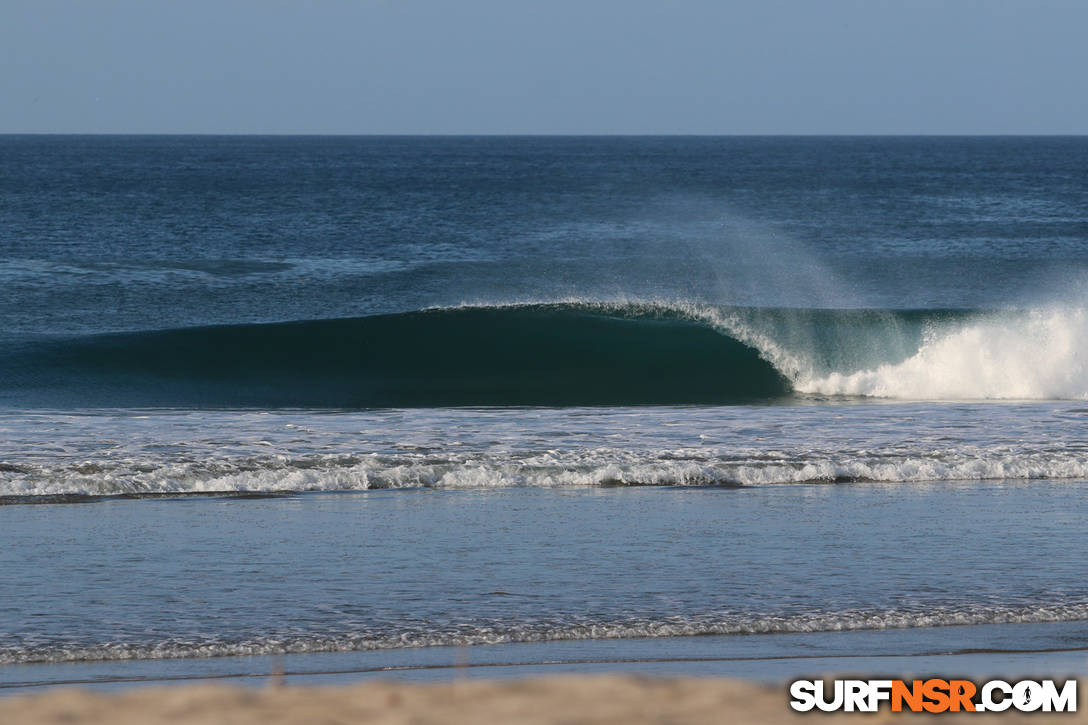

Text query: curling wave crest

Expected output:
[4,301,1088,406]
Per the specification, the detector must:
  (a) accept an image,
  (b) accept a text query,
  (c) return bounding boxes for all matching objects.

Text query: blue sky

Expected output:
[2,0,1086,134]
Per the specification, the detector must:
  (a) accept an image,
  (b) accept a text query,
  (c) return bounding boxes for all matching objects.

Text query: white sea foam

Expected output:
[793,307,1088,400]
[4,446,1088,498]
[3,603,1085,665]
[655,300,1088,401]
[2,400,1086,500]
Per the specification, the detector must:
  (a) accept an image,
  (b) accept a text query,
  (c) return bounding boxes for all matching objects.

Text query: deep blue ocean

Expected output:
[1,136,1087,687]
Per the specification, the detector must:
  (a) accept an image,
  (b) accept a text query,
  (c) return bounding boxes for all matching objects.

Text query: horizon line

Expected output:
[2,132,1087,138]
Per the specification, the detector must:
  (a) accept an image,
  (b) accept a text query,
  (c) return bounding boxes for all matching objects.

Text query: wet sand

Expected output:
[0,676,1083,724]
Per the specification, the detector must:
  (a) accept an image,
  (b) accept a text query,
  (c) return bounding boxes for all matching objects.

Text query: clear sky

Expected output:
[2,0,1086,134]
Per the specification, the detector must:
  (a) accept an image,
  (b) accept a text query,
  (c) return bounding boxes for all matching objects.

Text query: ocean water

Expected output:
[2,136,1088,687]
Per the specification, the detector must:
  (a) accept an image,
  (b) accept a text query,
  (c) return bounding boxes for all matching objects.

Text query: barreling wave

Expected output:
[4,603,1086,665]
[3,301,1088,407]
[1,303,790,407]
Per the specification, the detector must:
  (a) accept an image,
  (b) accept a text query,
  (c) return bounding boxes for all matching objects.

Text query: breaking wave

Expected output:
[5,446,1088,500]
[4,604,1086,665]
[3,301,1088,407]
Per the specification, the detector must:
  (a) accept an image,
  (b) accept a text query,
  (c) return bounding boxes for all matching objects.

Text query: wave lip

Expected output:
[5,300,1088,407]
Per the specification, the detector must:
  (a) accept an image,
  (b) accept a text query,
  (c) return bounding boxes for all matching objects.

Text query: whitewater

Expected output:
[4,136,1088,685]
[789,307,1088,400]
[4,401,1088,499]
[6,300,1088,409]
[6,298,1088,499]
[639,300,1088,401]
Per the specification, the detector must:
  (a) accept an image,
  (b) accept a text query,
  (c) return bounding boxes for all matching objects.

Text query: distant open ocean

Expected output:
[2,136,1087,688]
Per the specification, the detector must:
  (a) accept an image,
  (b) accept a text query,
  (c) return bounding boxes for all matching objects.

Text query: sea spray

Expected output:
[796,307,1088,399]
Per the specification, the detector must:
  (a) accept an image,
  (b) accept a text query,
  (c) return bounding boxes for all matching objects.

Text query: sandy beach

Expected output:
[0,676,1083,724]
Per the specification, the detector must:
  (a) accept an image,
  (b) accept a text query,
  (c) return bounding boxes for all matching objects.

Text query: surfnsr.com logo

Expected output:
[789,678,1077,713]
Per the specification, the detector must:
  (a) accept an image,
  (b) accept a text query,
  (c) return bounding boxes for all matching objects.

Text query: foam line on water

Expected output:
[5,447,1088,498]
[4,603,1087,665]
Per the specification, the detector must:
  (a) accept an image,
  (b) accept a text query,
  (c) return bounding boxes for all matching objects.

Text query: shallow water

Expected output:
[2,469,1086,669]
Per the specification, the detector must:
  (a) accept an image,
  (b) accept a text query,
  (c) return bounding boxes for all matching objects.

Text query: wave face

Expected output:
[4,301,1088,407]
[1,304,791,407]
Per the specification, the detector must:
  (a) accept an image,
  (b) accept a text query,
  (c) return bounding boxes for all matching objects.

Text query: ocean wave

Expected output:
[5,447,1088,499]
[794,307,1088,400]
[3,301,1088,407]
[4,603,1086,665]
[0,303,788,408]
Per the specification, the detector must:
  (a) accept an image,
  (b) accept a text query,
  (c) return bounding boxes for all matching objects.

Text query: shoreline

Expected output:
[5,623,1088,693]
[2,675,1085,724]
